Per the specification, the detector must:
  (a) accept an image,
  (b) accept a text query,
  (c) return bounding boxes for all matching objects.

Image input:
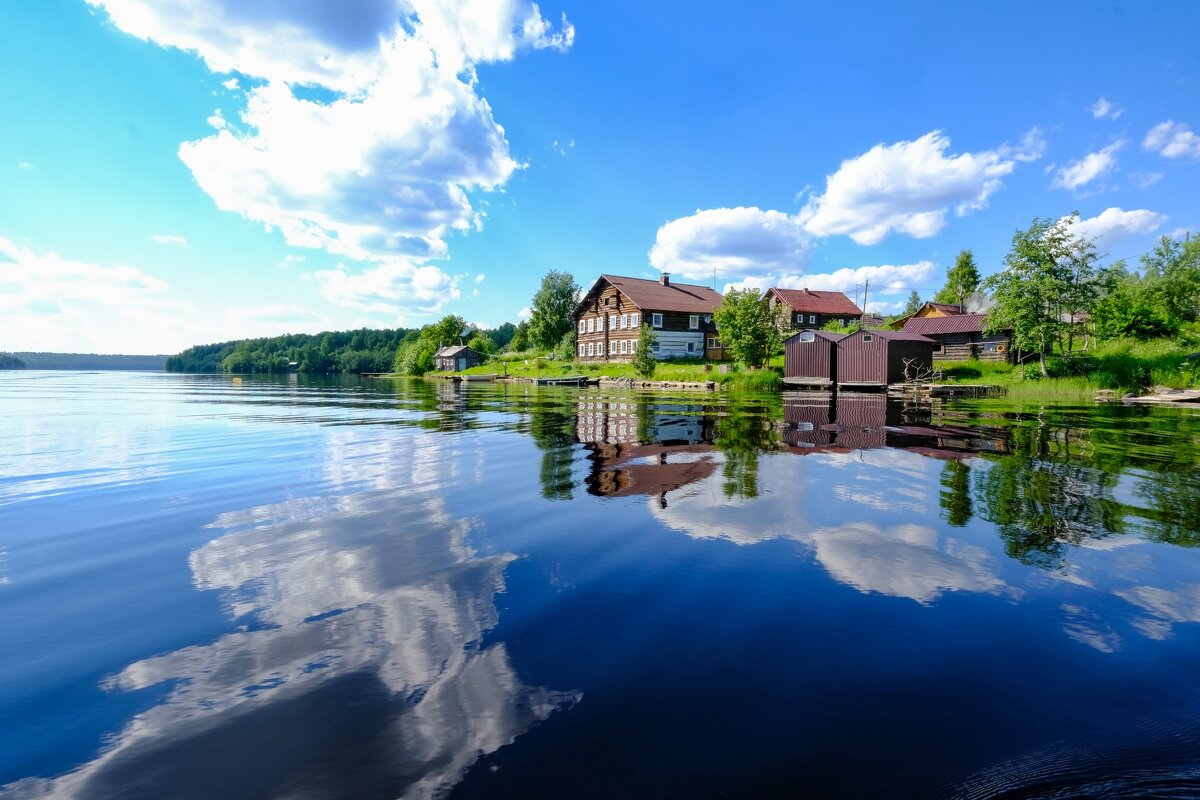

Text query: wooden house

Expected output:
[900,314,1013,362]
[888,301,968,330]
[783,329,846,387]
[434,345,483,372]
[766,287,862,330]
[574,273,726,362]
[836,329,935,386]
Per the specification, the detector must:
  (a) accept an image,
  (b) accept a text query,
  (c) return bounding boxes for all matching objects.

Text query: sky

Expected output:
[2,1,1199,354]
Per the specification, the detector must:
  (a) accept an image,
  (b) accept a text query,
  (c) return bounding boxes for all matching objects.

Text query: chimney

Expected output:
[802,287,810,295]
[660,273,670,287]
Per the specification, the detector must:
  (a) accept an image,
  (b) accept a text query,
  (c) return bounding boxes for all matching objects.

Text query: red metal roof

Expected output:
[580,274,723,314]
[769,287,862,315]
[902,314,993,335]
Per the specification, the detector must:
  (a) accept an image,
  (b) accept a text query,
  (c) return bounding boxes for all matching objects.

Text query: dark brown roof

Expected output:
[902,314,993,335]
[578,274,723,315]
[769,287,862,315]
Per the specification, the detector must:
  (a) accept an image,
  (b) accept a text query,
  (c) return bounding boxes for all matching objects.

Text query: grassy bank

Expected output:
[938,332,1200,398]
[447,353,783,390]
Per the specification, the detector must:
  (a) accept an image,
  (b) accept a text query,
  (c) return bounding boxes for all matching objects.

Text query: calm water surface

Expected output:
[3,371,1200,799]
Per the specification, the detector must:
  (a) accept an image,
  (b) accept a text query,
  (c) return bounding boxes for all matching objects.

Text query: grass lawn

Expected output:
[451,353,783,390]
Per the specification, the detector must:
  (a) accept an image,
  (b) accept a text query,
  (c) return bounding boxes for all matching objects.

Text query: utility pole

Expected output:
[861,279,869,326]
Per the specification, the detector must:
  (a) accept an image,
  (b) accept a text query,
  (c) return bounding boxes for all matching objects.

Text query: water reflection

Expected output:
[7,429,578,800]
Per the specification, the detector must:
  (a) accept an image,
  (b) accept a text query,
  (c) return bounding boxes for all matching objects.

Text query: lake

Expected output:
[3,371,1200,799]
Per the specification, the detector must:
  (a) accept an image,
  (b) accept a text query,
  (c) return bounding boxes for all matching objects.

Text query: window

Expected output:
[621,314,628,329]
[579,319,585,333]
[838,318,845,327]
[587,342,594,356]
[689,314,699,330]
[610,315,618,330]
[579,343,585,357]
[862,334,874,342]
[651,339,660,352]
[651,312,663,328]
[687,341,696,354]
[631,338,637,352]
[630,313,639,327]
[809,314,817,324]
[707,337,719,348]
[587,318,595,333]
[598,316,605,331]
[799,331,815,342]
[796,312,803,324]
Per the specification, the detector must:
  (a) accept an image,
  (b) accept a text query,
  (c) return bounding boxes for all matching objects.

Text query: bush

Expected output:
[1021,364,1043,381]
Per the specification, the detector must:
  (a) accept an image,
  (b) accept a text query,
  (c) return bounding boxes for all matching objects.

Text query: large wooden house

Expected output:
[900,314,1014,362]
[766,287,863,330]
[574,274,726,361]
[888,301,968,330]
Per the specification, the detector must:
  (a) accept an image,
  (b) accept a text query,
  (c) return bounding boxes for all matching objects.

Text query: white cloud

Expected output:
[1051,140,1124,191]
[1143,121,1200,159]
[87,0,573,316]
[151,234,188,247]
[801,130,1041,245]
[314,261,459,315]
[221,76,238,90]
[205,108,227,130]
[474,273,486,284]
[1130,170,1163,189]
[517,306,532,320]
[1069,207,1167,252]
[1169,227,1193,240]
[17,161,33,170]
[1090,97,1123,120]
[648,207,812,283]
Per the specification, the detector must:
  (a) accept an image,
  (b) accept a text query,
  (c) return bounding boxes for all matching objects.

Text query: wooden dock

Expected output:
[888,383,1005,399]
[534,375,598,386]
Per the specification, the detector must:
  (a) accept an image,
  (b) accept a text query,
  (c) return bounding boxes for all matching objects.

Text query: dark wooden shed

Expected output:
[836,329,935,386]
[434,345,483,372]
[900,314,1013,362]
[783,329,846,387]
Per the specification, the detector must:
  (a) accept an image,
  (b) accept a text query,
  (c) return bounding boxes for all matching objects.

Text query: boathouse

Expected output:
[900,314,1013,362]
[836,329,935,386]
[783,329,846,386]
[574,273,726,362]
[434,345,483,372]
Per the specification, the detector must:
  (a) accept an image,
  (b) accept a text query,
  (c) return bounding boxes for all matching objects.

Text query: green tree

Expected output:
[508,320,531,352]
[712,288,779,368]
[467,331,497,355]
[903,290,923,316]
[933,249,981,308]
[1141,235,1200,325]
[528,270,580,351]
[632,325,657,378]
[984,216,1098,376]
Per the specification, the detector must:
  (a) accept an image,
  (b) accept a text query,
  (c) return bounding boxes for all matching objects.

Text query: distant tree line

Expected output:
[8,352,166,370]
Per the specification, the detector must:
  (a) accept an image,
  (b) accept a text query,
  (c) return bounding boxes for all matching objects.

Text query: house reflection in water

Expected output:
[782,392,1010,459]
[575,397,718,508]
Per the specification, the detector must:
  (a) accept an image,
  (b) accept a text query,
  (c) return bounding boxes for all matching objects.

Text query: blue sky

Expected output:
[2,1,1198,354]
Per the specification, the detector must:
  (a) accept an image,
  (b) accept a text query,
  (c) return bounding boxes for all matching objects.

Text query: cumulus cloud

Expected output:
[648,207,812,283]
[1090,97,1123,120]
[474,273,486,284]
[801,130,1042,245]
[1143,121,1200,160]
[517,306,532,320]
[151,234,188,247]
[87,0,573,316]
[1069,207,1167,252]
[1051,140,1124,191]
[315,261,459,315]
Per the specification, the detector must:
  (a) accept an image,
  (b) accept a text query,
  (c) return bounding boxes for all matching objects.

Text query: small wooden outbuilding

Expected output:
[900,314,1013,362]
[783,329,846,386]
[837,329,935,386]
[434,345,483,372]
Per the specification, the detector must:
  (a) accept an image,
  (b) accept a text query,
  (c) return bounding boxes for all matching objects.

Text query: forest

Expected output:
[3,353,167,370]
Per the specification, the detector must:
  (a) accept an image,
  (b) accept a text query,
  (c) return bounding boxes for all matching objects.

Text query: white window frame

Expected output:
[651,312,663,328]
[579,319,585,333]
[707,337,719,349]
[631,338,637,352]
[631,313,639,327]
[598,316,605,331]
[687,341,696,354]
[621,314,628,329]
[610,315,618,330]
[809,314,817,324]
[587,317,595,333]
[587,342,594,356]
[579,343,585,357]
[621,339,629,355]
[689,314,699,330]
